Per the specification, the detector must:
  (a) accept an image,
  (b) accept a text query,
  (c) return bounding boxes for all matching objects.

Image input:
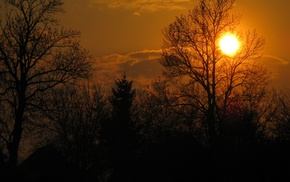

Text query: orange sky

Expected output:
[60,0,290,87]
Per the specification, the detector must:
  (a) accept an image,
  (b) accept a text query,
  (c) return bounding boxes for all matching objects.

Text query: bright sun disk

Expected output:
[219,34,239,56]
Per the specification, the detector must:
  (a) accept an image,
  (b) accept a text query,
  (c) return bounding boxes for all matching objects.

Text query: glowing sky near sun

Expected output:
[58,0,290,87]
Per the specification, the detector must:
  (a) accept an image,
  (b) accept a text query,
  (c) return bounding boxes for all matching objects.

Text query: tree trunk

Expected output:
[207,104,218,147]
[8,88,26,168]
[8,114,23,168]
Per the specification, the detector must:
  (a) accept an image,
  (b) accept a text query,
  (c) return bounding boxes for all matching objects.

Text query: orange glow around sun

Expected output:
[219,33,240,56]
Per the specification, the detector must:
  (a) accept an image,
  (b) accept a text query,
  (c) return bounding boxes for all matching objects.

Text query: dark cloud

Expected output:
[93,49,163,88]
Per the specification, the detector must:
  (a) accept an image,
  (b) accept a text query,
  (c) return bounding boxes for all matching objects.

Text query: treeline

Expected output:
[2,74,290,181]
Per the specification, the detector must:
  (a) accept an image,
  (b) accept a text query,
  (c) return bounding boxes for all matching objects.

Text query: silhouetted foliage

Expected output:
[37,83,108,171]
[0,0,92,167]
[110,74,136,119]
[272,88,290,141]
[160,0,269,146]
[101,74,137,181]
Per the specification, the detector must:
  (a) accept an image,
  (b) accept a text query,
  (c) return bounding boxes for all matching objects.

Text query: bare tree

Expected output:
[0,0,92,167]
[160,0,269,146]
[132,84,179,144]
[37,83,108,170]
[271,88,290,141]
[132,77,203,146]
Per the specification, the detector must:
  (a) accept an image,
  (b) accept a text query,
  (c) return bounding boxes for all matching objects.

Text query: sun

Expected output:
[219,34,240,56]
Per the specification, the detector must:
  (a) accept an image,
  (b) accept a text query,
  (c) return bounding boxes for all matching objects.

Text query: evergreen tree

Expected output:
[110,74,136,123]
[102,74,136,180]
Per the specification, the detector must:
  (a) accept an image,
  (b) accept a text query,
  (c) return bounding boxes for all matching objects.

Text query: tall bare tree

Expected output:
[160,0,269,146]
[0,0,92,167]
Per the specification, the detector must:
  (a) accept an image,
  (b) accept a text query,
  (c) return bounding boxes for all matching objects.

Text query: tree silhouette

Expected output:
[109,74,136,154]
[272,88,290,141]
[101,74,136,180]
[160,0,269,146]
[0,0,92,167]
[37,83,108,170]
[110,74,136,123]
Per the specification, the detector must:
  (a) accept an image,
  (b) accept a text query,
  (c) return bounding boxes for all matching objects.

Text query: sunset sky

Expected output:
[60,0,290,88]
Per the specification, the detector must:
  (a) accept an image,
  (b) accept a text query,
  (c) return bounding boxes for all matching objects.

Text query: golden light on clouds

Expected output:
[91,0,192,12]
[133,11,141,16]
[93,49,162,87]
[60,0,290,88]
[219,34,240,56]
